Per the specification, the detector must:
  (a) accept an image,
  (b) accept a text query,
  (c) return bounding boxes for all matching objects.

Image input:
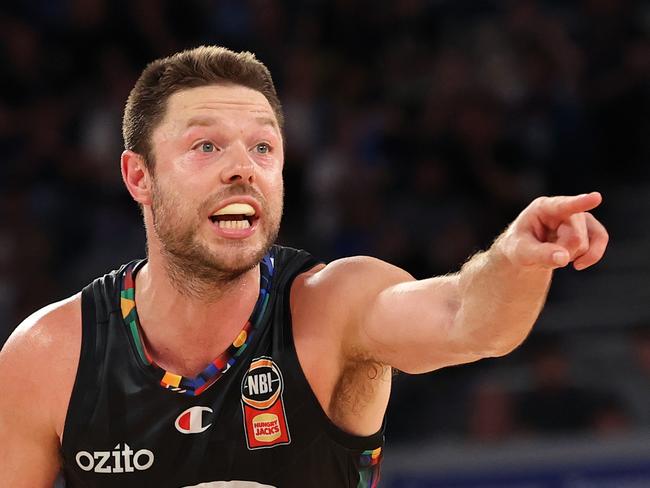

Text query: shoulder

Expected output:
[2,294,82,361]
[290,256,414,347]
[289,256,412,432]
[0,294,82,438]
[295,255,414,307]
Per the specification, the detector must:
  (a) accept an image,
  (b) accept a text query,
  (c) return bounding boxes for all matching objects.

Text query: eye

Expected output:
[254,143,271,154]
[196,141,215,153]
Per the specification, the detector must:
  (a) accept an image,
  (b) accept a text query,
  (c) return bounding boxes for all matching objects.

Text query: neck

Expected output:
[133,248,261,375]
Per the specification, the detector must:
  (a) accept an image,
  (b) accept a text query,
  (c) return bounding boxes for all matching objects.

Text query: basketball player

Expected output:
[0,46,608,487]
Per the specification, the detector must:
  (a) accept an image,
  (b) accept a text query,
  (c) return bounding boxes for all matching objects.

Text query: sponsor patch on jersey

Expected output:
[241,357,290,450]
[75,443,154,473]
[175,406,213,434]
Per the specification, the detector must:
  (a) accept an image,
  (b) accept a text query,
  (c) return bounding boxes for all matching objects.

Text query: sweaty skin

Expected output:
[0,84,609,486]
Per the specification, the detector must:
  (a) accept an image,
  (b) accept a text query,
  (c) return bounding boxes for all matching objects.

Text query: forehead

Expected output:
[157,84,277,135]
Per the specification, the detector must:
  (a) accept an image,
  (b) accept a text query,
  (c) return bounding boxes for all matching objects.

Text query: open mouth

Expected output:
[208,202,257,230]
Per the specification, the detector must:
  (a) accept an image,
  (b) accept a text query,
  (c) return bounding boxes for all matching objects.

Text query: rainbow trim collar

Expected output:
[120,253,275,396]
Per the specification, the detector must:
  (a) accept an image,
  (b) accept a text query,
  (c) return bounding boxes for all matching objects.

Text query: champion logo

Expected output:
[175,406,213,434]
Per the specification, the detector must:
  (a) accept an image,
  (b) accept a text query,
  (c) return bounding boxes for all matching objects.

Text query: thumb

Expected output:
[517,240,571,269]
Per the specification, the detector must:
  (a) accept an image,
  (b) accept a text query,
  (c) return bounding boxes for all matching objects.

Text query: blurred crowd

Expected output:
[1,0,649,443]
[389,324,650,444]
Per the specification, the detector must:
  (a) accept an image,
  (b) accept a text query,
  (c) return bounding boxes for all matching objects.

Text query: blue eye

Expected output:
[199,142,215,153]
[255,143,270,154]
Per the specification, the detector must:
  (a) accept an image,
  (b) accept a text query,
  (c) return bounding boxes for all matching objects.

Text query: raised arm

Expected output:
[324,192,608,373]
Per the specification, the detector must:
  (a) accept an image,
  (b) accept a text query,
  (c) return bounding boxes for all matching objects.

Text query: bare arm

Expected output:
[325,193,609,373]
[0,297,81,487]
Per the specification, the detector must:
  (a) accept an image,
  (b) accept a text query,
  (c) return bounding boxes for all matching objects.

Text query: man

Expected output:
[0,46,608,487]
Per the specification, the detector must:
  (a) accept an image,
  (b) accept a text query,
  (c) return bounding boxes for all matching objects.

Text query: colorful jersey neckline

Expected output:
[120,252,275,396]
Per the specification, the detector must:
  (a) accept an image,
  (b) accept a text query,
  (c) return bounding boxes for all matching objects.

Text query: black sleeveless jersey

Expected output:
[60,245,384,488]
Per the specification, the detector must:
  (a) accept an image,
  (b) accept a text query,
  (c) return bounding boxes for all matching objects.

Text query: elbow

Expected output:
[487,340,522,358]
[453,316,531,360]
[453,303,535,360]
[482,330,530,358]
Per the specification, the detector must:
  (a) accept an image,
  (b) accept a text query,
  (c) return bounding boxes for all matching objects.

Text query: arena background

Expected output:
[1,1,649,486]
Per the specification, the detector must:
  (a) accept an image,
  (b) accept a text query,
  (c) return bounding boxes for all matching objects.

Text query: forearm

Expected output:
[453,238,553,356]
[357,194,607,373]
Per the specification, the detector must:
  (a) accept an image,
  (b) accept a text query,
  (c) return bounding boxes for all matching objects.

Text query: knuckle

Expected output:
[534,196,548,205]
[531,196,548,212]
[566,232,581,246]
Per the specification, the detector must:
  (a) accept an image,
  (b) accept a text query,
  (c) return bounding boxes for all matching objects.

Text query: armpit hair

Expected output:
[329,352,391,419]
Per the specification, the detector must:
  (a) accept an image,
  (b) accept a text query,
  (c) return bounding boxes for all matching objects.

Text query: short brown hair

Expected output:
[122,45,283,170]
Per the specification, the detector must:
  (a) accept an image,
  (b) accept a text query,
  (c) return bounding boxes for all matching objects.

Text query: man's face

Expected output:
[147,84,284,282]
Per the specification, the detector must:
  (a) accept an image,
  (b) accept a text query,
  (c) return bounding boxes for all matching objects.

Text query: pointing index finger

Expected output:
[537,192,602,219]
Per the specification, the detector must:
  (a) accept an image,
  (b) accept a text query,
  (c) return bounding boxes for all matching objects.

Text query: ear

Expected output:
[121,150,153,206]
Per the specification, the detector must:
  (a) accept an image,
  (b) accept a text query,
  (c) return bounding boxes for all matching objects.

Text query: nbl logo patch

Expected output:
[241,357,290,450]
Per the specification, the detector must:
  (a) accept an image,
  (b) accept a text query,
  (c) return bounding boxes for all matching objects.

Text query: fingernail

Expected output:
[553,251,568,266]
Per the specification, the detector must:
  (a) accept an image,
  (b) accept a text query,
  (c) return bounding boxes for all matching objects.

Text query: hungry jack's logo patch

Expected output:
[241,357,290,450]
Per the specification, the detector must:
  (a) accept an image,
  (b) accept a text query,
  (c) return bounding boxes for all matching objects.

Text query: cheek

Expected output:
[267,178,284,211]
[154,181,197,219]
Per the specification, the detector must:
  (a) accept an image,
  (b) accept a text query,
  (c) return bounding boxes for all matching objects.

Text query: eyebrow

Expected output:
[185,116,219,128]
[254,116,279,130]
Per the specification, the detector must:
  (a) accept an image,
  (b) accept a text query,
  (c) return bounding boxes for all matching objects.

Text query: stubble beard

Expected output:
[150,181,281,300]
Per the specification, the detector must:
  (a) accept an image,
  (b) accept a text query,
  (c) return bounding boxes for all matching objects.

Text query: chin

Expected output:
[205,237,273,274]
[158,220,278,286]
[215,245,267,273]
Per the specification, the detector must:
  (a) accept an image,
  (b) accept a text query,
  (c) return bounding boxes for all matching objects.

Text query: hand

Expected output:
[498,192,609,270]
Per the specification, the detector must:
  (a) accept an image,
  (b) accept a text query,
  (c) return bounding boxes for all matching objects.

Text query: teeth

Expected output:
[218,219,251,230]
[213,203,255,217]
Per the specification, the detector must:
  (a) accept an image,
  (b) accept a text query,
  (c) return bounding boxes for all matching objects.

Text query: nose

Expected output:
[219,141,255,185]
